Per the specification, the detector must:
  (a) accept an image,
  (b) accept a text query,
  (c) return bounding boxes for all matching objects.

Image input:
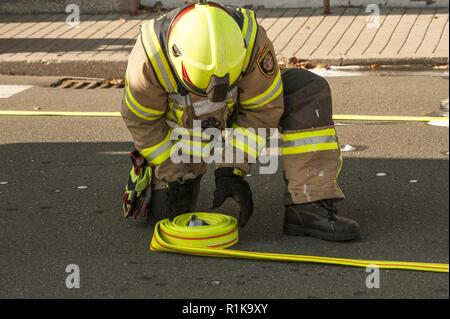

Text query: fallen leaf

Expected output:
[209,280,222,286]
[315,63,330,69]
[288,56,298,64]
[104,77,124,86]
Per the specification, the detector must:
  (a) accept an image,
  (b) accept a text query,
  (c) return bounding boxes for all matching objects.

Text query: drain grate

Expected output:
[51,78,124,89]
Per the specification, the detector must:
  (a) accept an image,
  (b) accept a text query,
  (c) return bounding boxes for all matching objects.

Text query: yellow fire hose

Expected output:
[0,110,448,123]
[150,213,449,273]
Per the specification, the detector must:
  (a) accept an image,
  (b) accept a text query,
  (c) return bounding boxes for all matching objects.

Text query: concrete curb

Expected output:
[0,57,447,78]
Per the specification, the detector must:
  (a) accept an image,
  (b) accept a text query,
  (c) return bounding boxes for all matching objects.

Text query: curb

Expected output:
[0,57,448,78]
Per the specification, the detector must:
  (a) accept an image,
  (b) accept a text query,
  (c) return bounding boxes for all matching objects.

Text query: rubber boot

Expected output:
[283,199,360,241]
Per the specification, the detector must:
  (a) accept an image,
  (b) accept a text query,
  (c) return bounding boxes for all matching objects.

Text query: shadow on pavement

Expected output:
[0,141,448,298]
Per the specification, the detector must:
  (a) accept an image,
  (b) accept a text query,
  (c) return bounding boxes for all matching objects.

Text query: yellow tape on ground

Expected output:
[0,110,448,123]
[150,213,449,273]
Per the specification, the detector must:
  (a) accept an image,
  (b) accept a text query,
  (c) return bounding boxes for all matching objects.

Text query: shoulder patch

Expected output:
[256,45,276,78]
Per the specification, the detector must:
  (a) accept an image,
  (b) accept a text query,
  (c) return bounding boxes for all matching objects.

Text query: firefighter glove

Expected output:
[122,150,152,219]
[211,167,253,228]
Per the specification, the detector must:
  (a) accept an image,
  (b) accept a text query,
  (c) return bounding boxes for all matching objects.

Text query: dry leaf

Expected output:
[315,63,329,69]
[105,77,124,86]
[288,56,298,64]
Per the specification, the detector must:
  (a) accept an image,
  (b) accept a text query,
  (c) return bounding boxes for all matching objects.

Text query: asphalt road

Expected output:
[0,71,448,299]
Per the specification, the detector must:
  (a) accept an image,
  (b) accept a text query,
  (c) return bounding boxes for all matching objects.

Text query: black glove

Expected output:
[167,177,200,220]
[211,167,253,228]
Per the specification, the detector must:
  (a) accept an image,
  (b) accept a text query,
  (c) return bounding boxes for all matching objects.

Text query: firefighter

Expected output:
[121,1,360,241]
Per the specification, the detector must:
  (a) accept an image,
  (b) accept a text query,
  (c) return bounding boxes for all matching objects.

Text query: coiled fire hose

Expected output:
[150,213,449,273]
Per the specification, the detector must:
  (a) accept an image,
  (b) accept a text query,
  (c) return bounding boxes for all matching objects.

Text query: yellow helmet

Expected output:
[167,1,246,102]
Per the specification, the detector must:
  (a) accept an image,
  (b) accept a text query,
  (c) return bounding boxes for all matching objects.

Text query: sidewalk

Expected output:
[0,7,448,78]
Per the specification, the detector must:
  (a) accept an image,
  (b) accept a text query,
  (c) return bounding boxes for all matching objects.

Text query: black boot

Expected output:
[283,199,360,241]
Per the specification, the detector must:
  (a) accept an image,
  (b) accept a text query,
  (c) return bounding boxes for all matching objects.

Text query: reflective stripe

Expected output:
[283,128,336,141]
[140,132,174,165]
[282,135,337,148]
[141,20,178,93]
[165,112,177,126]
[169,93,190,108]
[124,76,164,121]
[240,71,283,109]
[177,139,210,158]
[281,142,339,155]
[232,124,266,147]
[241,8,258,73]
[231,124,266,159]
[231,137,258,160]
[281,128,339,155]
[190,87,237,117]
[171,127,211,159]
[192,100,226,117]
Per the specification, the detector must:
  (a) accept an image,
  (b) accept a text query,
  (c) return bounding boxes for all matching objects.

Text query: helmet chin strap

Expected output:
[206,73,230,102]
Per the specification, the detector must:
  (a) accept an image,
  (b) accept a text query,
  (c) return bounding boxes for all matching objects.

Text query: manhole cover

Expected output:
[51,78,124,89]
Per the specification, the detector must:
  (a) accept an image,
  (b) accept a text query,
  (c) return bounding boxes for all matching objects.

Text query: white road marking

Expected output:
[428,120,449,127]
[310,69,362,77]
[0,85,32,98]
[310,69,449,78]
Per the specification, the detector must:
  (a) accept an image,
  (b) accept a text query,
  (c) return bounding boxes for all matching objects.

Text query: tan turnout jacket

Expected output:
[121,7,283,184]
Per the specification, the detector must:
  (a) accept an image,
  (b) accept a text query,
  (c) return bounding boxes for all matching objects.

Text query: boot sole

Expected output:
[283,222,360,242]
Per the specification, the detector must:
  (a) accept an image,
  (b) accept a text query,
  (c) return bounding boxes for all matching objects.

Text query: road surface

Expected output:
[0,71,448,298]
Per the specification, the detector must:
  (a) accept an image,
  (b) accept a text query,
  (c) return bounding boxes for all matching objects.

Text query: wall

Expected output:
[0,0,131,14]
[142,0,449,9]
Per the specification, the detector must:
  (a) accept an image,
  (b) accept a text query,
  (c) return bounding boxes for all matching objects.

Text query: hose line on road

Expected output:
[0,110,448,123]
[150,213,449,273]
